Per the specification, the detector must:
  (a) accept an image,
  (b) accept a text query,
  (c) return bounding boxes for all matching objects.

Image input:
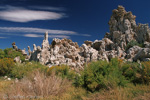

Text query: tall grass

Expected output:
[84,84,150,100]
[5,70,71,100]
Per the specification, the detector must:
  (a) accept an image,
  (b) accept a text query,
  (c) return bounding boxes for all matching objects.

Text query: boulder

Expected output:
[126,46,141,61]
[133,48,150,61]
[14,56,21,63]
[144,41,150,48]
[22,48,27,56]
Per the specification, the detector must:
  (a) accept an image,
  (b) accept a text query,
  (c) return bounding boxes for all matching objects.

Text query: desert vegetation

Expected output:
[0,49,150,100]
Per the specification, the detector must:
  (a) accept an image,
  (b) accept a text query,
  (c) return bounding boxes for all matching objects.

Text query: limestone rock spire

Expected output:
[42,31,50,49]
[33,44,37,52]
[44,31,48,41]
[28,46,31,56]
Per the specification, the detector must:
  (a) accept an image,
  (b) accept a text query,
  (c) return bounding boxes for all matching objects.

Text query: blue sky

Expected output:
[0,0,150,50]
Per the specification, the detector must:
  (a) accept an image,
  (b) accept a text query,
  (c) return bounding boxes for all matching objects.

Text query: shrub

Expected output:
[4,48,25,62]
[140,61,150,84]
[10,62,48,79]
[47,65,76,80]
[121,62,139,83]
[104,58,128,88]
[0,49,5,59]
[0,58,14,76]
[74,58,128,92]
[121,61,150,85]
[0,57,47,79]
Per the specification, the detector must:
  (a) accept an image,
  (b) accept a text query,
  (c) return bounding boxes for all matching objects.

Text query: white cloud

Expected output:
[0,37,7,38]
[29,6,65,11]
[0,32,19,36]
[0,27,77,35]
[80,34,91,37]
[0,6,65,22]
[24,34,70,38]
[48,35,70,38]
[0,27,90,38]
[24,34,43,37]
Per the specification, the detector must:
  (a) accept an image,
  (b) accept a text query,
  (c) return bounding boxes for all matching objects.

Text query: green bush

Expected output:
[121,61,150,85]
[105,59,128,88]
[10,61,48,79]
[74,58,128,92]
[0,58,15,76]
[140,62,150,84]
[4,48,25,62]
[0,49,5,59]
[83,60,108,91]
[121,61,150,84]
[121,62,139,83]
[47,65,76,80]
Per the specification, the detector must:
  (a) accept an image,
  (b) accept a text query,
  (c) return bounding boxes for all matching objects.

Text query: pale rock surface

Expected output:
[144,42,150,48]
[133,48,150,61]
[126,46,142,61]
[28,46,32,56]
[136,24,150,43]
[14,56,21,63]
[22,48,27,56]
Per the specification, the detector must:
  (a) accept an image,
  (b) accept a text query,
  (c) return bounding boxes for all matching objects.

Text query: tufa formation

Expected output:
[13,6,150,69]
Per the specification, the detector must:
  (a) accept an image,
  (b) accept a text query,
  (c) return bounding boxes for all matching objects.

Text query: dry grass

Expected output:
[0,79,12,92]
[3,70,71,100]
[0,79,13,99]
[47,86,88,100]
[1,78,150,100]
[83,84,150,100]
[83,88,130,100]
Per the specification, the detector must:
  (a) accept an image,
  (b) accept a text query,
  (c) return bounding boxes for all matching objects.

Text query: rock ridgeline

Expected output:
[13,6,150,68]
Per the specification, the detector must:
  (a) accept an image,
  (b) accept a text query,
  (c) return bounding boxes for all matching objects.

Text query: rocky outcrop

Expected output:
[136,24,150,43]
[126,46,142,61]
[13,6,150,69]
[107,6,137,51]
[14,56,21,63]
[28,34,83,69]
[133,48,150,61]
[12,42,18,51]
[28,32,119,68]
[105,5,150,61]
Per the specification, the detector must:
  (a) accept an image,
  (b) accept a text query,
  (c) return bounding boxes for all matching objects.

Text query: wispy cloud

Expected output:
[0,27,77,35]
[0,32,19,36]
[24,34,70,38]
[29,6,65,11]
[0,6,66,22]
[23,34,43,38]
[0,27,90,38]
[0,36,7,38]
[48,35,70,38]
